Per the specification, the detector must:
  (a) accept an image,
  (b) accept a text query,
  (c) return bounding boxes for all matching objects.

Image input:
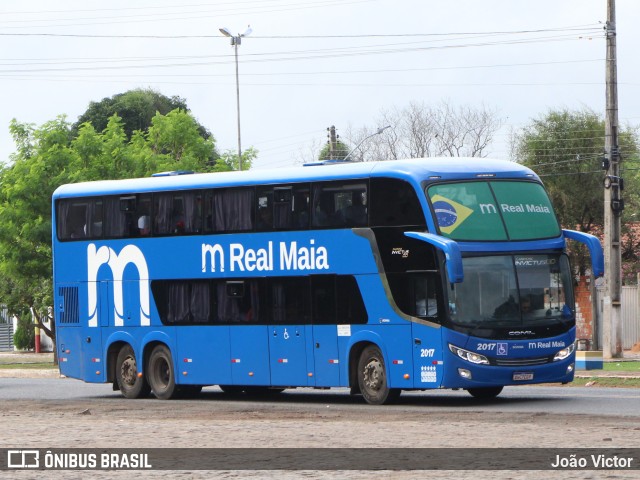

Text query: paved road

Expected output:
[2,376,639,479]
[1,376,639,417]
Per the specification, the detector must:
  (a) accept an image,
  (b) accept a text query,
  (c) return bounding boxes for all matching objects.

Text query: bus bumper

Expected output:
[440,354,576,389]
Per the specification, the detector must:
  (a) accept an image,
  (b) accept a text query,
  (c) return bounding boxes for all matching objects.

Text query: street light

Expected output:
[219,25,252,171]
[343,125,391,161]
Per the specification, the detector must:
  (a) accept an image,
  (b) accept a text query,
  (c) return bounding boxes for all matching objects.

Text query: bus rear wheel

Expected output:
[116,345,150,399]
[467,386,503,399]
[357,345,400,405]
[147,345,177,400]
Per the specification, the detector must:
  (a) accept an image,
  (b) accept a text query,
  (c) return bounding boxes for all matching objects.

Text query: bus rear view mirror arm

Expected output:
[404,232,463,284]
[562,229,604,277]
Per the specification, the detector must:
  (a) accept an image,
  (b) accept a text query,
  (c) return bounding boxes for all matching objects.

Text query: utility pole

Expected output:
[602,0,623,358]
[219,26,252,171]
[327,125,338,160]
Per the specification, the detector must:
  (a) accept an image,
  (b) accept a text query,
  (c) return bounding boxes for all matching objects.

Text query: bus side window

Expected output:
[256,185,308,231]
[212,188,254,232]
[336,276,368,324]
[217,280,261,323]
[273,187,293,230]
[370,177,425,228]
[387,272,440,320]
[151,280,213,324]
[311,275,367,324]
[311,182,368,228]
[84,199,103,238]
[102,196,128,238]
[269,277,310,324]
[58,200,91,240]
[292,187,310,228]
[311,276,336,324]
[256,189,274,231]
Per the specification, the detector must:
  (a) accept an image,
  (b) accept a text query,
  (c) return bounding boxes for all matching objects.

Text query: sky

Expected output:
[0,0,638,171]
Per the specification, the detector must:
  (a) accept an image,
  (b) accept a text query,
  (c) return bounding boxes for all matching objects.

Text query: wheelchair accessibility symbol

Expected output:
[283,328,290,340]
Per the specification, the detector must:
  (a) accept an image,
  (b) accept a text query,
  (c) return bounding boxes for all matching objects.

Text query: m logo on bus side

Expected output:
[87,244,151,328]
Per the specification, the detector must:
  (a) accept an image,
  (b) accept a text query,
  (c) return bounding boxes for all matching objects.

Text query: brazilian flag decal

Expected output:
[431,195,474,235]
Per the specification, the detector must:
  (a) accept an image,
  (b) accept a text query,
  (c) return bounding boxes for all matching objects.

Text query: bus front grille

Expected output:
[492,356,552,366]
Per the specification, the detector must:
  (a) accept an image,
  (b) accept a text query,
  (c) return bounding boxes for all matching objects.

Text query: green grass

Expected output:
[603,361,640,372]
[0,362,56,369]
[571,377,640,388]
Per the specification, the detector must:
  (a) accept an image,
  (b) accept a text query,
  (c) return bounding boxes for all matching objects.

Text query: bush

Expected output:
[13,316,34,350]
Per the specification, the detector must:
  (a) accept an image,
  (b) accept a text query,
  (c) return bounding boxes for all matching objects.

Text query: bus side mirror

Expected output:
[562,229,604,277]
[404,232,463,284]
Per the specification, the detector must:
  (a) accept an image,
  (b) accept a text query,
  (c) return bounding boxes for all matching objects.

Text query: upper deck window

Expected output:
[370,178,425,227]
[311,182,368,228]
[427,181,560,241]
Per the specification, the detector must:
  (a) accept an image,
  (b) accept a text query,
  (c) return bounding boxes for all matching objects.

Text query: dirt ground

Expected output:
[2,391,640,480]
[2,352,640,479]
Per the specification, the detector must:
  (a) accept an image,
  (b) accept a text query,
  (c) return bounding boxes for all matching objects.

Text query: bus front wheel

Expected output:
[116,345,150,399]
[357,345,400,405]
[147,345,177,400]
[467,386,503,399]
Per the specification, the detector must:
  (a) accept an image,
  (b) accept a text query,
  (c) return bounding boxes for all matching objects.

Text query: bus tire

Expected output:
[467,386,503,399]
[147,344,177,400]
[357,345,400,405]
[116,345,150,399]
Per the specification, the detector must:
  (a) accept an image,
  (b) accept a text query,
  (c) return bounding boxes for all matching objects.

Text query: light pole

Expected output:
[219,25,252,171]
[343,125,391,161]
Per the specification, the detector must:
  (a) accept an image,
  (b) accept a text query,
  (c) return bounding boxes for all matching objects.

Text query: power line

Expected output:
[0,24,601,39]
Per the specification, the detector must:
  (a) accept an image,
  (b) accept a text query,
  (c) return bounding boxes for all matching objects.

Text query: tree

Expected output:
[318,140,350,161]
[73,88,212,141]
[511,108,640,276]
[0,117,75,346]
[343,101,503,162]
[218,148,257,172]
[0,107,240,349]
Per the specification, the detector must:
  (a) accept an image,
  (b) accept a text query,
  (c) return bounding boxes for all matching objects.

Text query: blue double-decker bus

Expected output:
[52,158,603,404]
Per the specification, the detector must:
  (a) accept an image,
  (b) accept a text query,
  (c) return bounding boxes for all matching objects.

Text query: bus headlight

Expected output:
[553,342,576,361]
[449,344,490,365]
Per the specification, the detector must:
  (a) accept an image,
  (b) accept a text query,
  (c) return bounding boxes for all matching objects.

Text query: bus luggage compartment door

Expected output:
[269,325,309,386]
[229,326,270,385]
[176,326,232,385]
[56,282,105,382]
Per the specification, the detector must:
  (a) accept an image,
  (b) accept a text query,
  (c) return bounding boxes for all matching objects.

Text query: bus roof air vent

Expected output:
[303,160,356,167]
[151,170,195,177]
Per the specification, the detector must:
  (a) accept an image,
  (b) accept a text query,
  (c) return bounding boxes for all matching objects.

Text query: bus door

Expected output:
[223,281,270,385]
[267,278,310,386]
[269,324,309,386]
[411,322,444,389]
[310,276,342,386]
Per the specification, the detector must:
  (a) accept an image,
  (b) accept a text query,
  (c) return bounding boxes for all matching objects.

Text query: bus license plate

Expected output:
[513,372,534,381]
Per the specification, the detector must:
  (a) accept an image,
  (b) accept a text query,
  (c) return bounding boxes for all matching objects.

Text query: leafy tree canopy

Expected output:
[0,107,250,334]
[73,88,212,141]
[318,140,351,161]
[511,108,640,277]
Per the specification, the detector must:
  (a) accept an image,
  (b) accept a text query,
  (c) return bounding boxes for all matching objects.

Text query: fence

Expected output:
[0,305,13,351]
[594,283,640,350]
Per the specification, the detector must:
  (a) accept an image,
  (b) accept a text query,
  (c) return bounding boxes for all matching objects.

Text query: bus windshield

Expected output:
[448,254,574,336]
[427,181,561,241]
